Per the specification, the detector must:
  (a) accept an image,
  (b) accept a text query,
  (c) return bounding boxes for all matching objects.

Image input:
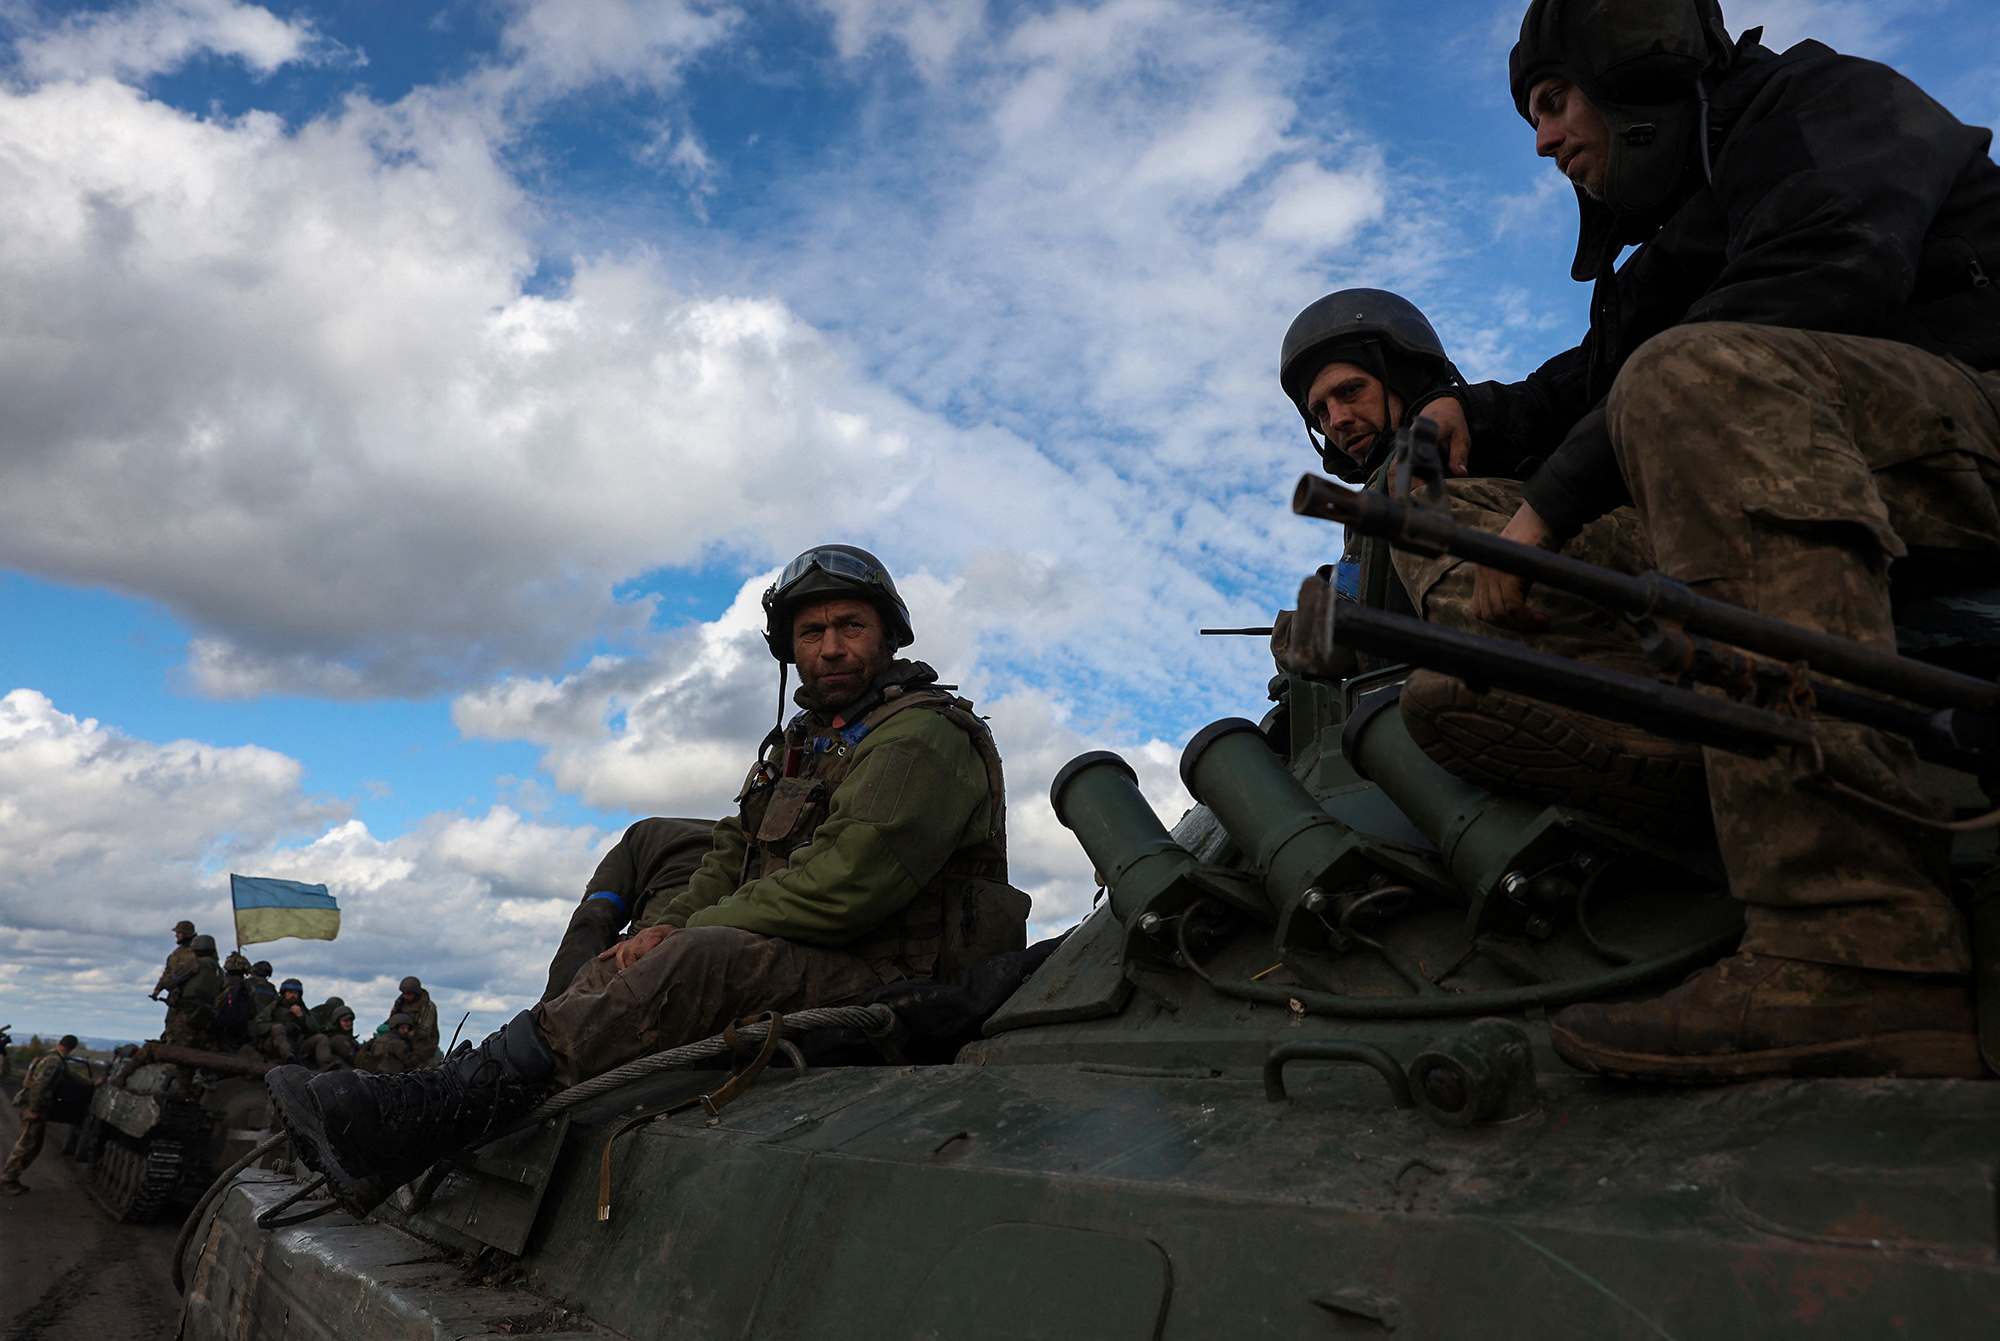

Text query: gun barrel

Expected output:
[1308,594,1815,758]
[1293,473,2000,716]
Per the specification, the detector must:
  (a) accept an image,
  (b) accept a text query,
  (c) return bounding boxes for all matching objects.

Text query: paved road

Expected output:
[0,1097,181,1341]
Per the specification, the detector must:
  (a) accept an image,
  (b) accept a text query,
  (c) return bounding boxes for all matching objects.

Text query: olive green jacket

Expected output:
[656,705,990,946]
[254,998,314,1041]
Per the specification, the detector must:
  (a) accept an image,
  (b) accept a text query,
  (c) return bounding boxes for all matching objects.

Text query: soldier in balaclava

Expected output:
[161,935,224,1047]
[1402,0,2000,1083]
[266,545,1027,1220]
[151,920,198,1004]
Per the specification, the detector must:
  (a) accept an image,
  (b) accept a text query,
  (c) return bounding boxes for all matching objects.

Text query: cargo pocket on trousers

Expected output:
[1739,435,1907,568]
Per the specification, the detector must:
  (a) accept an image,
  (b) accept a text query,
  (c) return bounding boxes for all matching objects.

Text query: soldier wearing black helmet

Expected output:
[1397,0,2000,1082]
[1278,289,1468,485]
[266,545,1029,1219]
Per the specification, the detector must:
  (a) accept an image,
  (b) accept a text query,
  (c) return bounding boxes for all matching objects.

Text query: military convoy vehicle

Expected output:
[176,447,1998,1338]
[79,1042,274,1223]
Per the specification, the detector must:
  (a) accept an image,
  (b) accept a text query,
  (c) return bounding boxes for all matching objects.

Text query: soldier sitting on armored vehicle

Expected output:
[1277,289,1711,843]
[247,960,276,1012]
[386,976,442,1067]
[269,544,1029,1217]
[213,952,258,1052]
[161,935,224,1048]
[254,979,328,1065]
[354,1013,416,1074]
[1372,0,2000,1082]
[319,1007,360,1069]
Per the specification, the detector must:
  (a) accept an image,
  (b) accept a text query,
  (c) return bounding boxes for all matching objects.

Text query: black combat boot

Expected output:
[266,1011,554,1218]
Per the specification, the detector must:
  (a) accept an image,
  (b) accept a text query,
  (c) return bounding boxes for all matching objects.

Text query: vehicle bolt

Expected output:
[1525,914,1557,940]
[1501,872,1530,901]
[1302,888,1329,913]
[1138,913,1162,934]
[1421,1066,1468,1113]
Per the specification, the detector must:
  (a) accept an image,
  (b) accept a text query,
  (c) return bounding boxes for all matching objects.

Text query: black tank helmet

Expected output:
[1510,0,1737,279]
[1279,288,1463,483]
[760,545,914,665]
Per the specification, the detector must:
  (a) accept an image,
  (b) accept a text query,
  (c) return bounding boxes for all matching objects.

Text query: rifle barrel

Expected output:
[1293,473,2000,716]
[1313,598,1815,759]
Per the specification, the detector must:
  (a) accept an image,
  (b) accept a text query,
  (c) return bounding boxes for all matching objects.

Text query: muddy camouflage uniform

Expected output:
[535,662,1024,1088]
[2,1049,69,1187]
[1434,35,2000,974]
[388,986,441,1068]
[162,947,224,1047]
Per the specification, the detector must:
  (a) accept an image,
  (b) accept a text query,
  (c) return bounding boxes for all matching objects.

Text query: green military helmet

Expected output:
[333,1009,356,1030]
[252,961,272,977]
[387,1012,415,1032]
[190,934,218,955]
[1279,289,1464,482]
[399,976,422,995]
[174,919,195,937]
[224,951,251,974]
[761,545,914,664]
[1510,0,1736,275]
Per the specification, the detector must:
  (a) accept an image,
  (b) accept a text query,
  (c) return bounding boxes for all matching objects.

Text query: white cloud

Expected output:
[0,686,614,1042]
[488,0,740,101]
[15,0,339,82]
[1725,0,1927,59]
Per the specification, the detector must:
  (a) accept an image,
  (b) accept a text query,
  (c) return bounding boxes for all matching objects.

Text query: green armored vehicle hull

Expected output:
[176,648,2000,1338]
[81,1044,274,1223]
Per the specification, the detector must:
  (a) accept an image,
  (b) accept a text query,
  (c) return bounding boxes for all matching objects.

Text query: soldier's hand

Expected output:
[602,924,677,971]
[1473,502,1558,631]
[22,1112,38,1121]
[1417,395,1471,477]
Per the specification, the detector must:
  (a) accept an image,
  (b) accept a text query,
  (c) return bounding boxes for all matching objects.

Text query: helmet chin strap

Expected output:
[775,660,789,732]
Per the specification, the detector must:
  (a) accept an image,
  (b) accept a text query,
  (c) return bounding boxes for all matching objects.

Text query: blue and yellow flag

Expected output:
[230,874,340,946]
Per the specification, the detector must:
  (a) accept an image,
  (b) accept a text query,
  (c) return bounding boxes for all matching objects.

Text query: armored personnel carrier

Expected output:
[80,1042,274,1223]
[177,461,1998,1339]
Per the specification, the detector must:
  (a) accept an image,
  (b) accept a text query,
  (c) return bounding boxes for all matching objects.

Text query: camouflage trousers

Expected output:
[533,926,882,1088]
[541,816,718,1004]
[1408,324,2000,974]
[162,1006,213,1049]
[2,1116,45,1183]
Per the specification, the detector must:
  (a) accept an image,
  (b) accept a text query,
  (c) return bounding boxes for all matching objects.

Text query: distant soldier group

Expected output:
[149,920,443,1076]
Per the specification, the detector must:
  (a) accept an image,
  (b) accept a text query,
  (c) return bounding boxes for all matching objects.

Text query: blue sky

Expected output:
[0,0,1993,1043]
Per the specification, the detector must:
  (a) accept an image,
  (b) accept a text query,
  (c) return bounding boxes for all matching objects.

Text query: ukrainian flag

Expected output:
[231,874,341,945]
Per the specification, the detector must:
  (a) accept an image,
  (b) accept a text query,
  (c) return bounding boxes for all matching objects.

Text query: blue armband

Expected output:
[585,891,628,918]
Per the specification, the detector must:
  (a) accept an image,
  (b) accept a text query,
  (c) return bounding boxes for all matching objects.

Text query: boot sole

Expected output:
[1401,671,1710,841]
[1551,1025,1989,1083]
[264,1066,377,1219]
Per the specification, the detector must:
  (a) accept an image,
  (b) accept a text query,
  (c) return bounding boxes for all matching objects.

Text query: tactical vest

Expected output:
[736,687,1029,983]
